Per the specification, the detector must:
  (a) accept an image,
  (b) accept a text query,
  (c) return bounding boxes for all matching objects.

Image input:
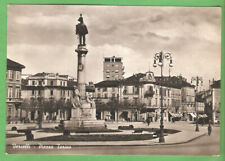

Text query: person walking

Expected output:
[146,117,151,126]
[208,122,212,136]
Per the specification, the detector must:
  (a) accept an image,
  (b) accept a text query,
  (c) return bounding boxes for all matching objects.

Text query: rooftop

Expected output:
[95,73,194,89]
[7,59,25,70]
[95,80,121,87]
[211,80,220,88]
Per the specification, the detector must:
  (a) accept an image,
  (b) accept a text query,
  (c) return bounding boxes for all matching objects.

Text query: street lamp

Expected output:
[191,76,203,132]
[153,51,173,143]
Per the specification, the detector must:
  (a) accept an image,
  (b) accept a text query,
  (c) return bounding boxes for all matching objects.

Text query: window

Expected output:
[32,81,35,86]
[50,90,54,96]
[97,93,101,98]
[112,87,115,92]
[68,90,70,97]
[115,70,119,73]
[168,89,170,97]
[97,88,101,92]
[8,107,12,115]
[8,87,13,98]
[112,93,116,98]
[104,58,110,62]
[103,87,107,92]
[106,75,110,78]
[50,81,54,86]
[104,93,108,98]
[8,70,13,79]
[15,88,20,98]
[149,98,152,106]
[38,90,41,96]
[32,90,35,96]
[63,81,66,86]
[134,86,139,94]
[106,70,110,73]
[115,58,121,62]
[155,98,157,106]
[15,71,20,80]
[38,81,42,86]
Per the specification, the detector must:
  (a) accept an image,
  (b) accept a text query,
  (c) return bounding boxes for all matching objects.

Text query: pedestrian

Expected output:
[172,117,175,123]
[155,112,158,122]
[146,117,150,126]
[208,122,212,136]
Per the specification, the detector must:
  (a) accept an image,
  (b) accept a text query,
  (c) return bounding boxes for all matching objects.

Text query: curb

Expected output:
[6,133,207,147]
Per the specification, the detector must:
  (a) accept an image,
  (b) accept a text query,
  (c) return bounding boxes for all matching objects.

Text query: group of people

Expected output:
[145,117,213,136]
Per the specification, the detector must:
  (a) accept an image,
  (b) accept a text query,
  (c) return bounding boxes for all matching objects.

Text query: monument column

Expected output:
[64,14,105,130]
[76,47,88,100]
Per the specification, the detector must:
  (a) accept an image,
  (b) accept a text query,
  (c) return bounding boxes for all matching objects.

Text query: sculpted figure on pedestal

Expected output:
[76,14,88,46]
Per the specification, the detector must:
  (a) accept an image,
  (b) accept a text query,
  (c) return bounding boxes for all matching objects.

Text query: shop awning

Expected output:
[199,114,208,118]
[169,112,182,118]
[189,113,196,118]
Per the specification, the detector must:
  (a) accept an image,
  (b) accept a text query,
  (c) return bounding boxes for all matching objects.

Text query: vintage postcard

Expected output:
[5,5,221,155]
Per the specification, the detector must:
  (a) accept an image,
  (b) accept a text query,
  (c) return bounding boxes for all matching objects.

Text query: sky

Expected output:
[7,5,221,89]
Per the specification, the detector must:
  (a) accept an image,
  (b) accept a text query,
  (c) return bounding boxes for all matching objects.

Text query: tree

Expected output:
[55,98,72,120]
[20,98,31,122]
[36,97,46,128]
[43,98,57,121]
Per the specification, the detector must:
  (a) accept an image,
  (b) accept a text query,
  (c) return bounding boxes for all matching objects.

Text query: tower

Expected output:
[103,56,124,80]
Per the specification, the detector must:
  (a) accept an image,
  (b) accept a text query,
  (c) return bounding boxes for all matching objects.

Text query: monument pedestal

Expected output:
[64,100,105,130]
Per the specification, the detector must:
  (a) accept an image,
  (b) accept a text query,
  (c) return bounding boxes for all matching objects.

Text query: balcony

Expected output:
[6,97,23,103]
[144,90,155,98]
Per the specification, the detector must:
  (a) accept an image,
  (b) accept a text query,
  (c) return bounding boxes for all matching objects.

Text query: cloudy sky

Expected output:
[7,5,221,89]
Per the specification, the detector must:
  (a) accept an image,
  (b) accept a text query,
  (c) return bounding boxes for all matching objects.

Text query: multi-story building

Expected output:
[181,87,195,113]
[21,72,76,121]
[204,80,220,123]
[103,56,125,80]
[6,59,25,123]
[94,72,194,122]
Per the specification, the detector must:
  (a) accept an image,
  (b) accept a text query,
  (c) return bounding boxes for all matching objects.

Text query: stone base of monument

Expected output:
[64,102,105,130]
[64,120,106,130]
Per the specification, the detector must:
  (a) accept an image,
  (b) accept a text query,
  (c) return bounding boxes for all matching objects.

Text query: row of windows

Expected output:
[96,93,118,98]
[7,87,21,98]
[106,75,120,79]
[31,90,70,97]
[7,70,20,81]
[31,80,67,86]
[97,87,117,92]
[105,69,120,73]
[105,64,121,67]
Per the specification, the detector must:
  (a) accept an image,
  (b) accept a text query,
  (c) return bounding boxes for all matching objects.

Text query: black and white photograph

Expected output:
[6,5,221,155]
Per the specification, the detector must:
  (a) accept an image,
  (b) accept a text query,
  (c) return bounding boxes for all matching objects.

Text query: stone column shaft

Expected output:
[75,46,88,100]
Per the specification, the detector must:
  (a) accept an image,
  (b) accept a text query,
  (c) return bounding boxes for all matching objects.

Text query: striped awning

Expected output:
[189,113,196,118]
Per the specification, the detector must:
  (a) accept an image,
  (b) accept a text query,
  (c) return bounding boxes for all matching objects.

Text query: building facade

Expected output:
[103,56,125,80]
[204,80,220,123]
[21,73,76,122]
[94,72,194,122]
[6,59,25,123]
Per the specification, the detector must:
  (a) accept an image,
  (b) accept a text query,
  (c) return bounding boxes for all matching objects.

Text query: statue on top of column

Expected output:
[76,14,88,46]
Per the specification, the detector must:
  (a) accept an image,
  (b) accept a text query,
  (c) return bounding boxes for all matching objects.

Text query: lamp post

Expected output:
[191,76,203,132]
[153,51,173,143]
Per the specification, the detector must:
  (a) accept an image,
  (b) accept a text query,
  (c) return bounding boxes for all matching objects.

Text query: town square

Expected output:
[5,5,221,155]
